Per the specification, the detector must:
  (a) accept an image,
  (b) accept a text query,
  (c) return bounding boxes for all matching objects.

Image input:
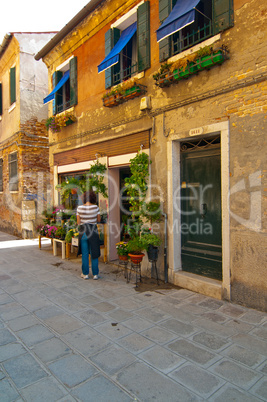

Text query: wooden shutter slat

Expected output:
[213,0,234,34]
[137,1,150,72]
[70,56,77,106]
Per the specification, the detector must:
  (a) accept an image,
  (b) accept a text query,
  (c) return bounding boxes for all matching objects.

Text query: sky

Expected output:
[0,0,90,44]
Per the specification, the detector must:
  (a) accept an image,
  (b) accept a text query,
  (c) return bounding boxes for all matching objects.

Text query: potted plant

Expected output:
[87,159,108,198]
[116,241,129,261]
[127,236,145,264]
[56,177,85,203]
[141,229,161,261]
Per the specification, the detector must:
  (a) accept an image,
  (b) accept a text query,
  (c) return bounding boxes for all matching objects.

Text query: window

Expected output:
[0,83,2,116]
[50,57,77,115]
[100,1,150,89]
[0,159,3,192]
[158,0,233,62]
[9,152,18,191]
[10,67,16,105]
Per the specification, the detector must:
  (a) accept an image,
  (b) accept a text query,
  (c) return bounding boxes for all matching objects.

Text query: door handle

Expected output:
[201,203,207,218]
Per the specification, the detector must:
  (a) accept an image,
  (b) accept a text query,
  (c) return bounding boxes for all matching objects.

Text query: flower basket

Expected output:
[128,253,145,264]
[103,95,120,107]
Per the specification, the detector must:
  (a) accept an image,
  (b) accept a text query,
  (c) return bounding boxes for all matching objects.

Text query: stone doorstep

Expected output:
[172,271,222,300]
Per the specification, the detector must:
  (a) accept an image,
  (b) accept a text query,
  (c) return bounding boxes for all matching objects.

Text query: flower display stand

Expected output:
[38,235,53,249]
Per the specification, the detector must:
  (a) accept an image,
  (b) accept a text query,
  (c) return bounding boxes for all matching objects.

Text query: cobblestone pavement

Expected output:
[0,232,266,401]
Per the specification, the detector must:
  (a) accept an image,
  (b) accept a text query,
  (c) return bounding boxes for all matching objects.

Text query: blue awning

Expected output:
[157,0,200,42]
[98,22,137,73]
[43,70,70,104]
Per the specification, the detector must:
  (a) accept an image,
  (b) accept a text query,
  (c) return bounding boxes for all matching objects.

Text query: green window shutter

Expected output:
[105,29,112,89]
[213,0,234,35]
[137,1,150,72]
[0,84,2,115]
[158,0,172,62]
[10,67,16,105]
[70,56,77,106]
[105,28,120,89]
[52,71,63,115]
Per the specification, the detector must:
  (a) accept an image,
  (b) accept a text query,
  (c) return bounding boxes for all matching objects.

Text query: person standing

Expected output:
[77,190,101,280]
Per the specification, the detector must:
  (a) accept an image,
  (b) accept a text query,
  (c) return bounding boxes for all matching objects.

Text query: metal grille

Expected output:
[172,21,212,56]
[181,135,220,152]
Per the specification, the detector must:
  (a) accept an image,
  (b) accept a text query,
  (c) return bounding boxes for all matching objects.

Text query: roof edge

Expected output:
[35,0,104,61]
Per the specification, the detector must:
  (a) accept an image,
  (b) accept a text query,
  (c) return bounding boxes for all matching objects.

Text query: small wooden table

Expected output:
[38,235,53,248]
[52,238,66,259]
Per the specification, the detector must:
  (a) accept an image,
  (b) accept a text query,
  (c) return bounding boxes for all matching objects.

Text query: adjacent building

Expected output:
[35,0,267,311]
[0,32,56,237]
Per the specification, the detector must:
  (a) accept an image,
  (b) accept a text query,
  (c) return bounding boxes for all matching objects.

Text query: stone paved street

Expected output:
[0,231,266,401]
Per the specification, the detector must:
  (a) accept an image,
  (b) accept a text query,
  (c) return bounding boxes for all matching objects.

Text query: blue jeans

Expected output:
[81,233,99,276]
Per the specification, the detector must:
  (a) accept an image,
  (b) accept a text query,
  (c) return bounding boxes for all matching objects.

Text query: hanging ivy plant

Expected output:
[88,160,108,198]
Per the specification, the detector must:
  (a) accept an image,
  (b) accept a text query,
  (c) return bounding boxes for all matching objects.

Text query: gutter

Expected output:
[35,0,104,61]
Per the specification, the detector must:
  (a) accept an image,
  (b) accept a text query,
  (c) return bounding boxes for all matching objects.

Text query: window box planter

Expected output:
[103,84,146,107]
[196,50,225,70]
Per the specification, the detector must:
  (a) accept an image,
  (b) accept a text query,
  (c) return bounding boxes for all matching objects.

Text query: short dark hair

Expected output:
[82,190,97,205]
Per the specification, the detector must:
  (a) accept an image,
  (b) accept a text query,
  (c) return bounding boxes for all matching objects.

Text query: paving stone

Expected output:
[170,363,225,398]
[225,319,254,333]
[8,314,39,332]
[49,294,87,313]
[0,342,26,362]
[251,327,267,340]
[194,317,238,337]
[211,359,262,390]
[231,333,267,355]
[0,328,17,346]
[199,299,224,310]
[123,316,154,332]
[76,308,108,326]
[250,377,267,400]
[257,360,267,374]
[60,285,88,298]
[135,307,170,323]
[44,313,84,335]
[20,376,67,402]
[34,305,65,320]
[208,383,261,402]
[32,337,72,363]
[219,304,245,318]
[116,361,199,401]
[160,318,198,337]
[0,378,20,402]
[71,374,133,402]
[95,321,133,340]
[92,301,117,312]
[79,294,102,305]
[117,332,155,354]
[167,339,217,366]
[63,326,112,356]
[141,325,178,344]
[48,354,97,388]
[201,311,229,323]
[192,331,230,351]
[90,345,137,375]
[17,324,54,346]
[221,344,265,368]
[240,311,266,325]
[107,308,134,322]
[93,288,119,300]
[0,306,29,321]
[3,353,47,389]
[13,290,52,312]
[0,293,15,305]
[139,345,184,373]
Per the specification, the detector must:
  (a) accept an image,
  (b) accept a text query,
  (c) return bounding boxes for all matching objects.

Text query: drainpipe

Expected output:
[162,212,168,283]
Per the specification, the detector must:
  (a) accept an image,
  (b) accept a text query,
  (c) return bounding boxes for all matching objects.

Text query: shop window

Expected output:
[158,0,233,62]
[0,158,3,192]
[98,1,150,88]
[9,152,18,191]
[10,67,16,105]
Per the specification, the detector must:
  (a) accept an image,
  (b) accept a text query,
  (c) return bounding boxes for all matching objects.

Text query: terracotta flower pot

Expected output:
[128,253,145,264]
[119,255,128,261]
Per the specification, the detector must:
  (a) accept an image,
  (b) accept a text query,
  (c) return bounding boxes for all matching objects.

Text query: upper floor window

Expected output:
[98,1,150,89]
[9,152,18,191]
[157,0,233,62]
[10,67,16,105]
[43,57,77,115]
[0,83,2,116]
[0,158,3,192]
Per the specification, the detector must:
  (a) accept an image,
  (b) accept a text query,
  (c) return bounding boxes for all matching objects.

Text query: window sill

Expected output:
[8,103,16,113]
[168,34,221,65]
[55,106,74,117]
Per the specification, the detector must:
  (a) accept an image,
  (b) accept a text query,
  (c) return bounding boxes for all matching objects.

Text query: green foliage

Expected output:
[88,160,108,198]
[127,236,146,255]
[116,241,129,256]
[142,201,162,224]
[141,233,161,251]
[56,177,86,202]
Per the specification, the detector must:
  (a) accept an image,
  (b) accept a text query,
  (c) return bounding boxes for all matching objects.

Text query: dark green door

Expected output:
[180,142,222,280]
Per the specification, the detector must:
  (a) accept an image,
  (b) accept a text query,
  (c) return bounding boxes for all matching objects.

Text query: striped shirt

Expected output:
[77,204,99,224]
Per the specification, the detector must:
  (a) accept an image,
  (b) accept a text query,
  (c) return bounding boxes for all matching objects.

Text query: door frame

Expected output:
[167,121,230,300]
